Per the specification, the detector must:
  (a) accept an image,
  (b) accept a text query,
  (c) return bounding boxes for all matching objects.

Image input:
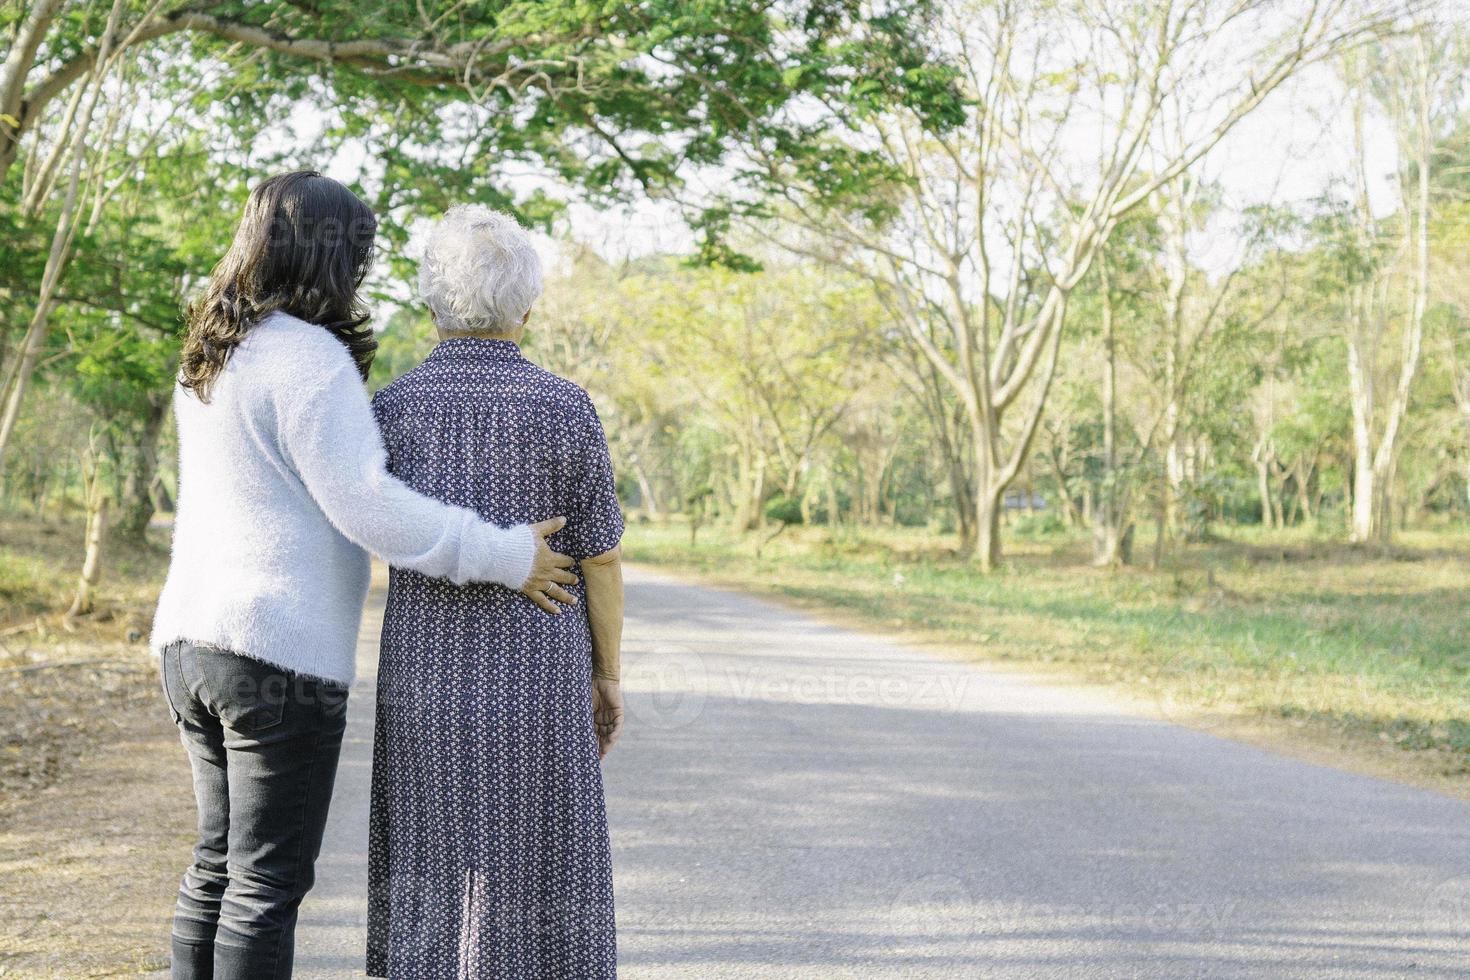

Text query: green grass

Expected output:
[623,520,1470,772]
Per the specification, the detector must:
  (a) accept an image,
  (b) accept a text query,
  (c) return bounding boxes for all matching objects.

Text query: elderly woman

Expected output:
[366,206,625,978]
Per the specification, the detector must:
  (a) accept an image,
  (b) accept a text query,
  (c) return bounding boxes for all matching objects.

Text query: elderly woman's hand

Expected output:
[522,517,579,614]
[592,677,624,758]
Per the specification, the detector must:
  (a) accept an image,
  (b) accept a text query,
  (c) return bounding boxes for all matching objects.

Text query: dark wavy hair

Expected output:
[181,171,378,401]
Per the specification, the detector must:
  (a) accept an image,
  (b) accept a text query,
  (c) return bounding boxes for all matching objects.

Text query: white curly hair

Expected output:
[418,205,543,335]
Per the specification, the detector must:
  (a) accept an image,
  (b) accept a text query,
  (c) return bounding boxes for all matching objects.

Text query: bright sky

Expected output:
[1190,60,1401,274]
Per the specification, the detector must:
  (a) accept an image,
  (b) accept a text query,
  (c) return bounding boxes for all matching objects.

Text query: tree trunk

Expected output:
[1292,455,1316,524]
[66,494,109,620]
[629,455,660,520]
[152,467,175,516]
[1160,181,1189,537]
[1349,428,1376,542]
[1347,308,1378,543]
[1150,488,1167,570]
[947,454,976,552]
[1345,38,1431,546]
[1255,442,1275,529]
[113,395,168,543]
[860,450,885,526]
[973,485,1003,573]
[732,447,766,532]
[1271,467,1287,529]
[1285,473,1300,527]
[1369,36,1432,545]
[1092,507,1134,567]
[1092,259,1133,566]
[1045,444,1083,527]
[1375,449,1400,544]
[1091,488,1134,566]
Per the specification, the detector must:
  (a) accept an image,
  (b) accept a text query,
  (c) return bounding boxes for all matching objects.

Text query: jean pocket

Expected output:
[159,644,184,725]
[192,646,288,734]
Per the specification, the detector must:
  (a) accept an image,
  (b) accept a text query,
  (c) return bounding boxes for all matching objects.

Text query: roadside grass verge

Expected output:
[623,520,1470,780]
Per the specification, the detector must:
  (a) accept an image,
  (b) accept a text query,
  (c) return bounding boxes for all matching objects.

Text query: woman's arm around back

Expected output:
[277,355,577,601]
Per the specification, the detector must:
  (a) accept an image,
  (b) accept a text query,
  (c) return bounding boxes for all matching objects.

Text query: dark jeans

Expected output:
[160,641,349,980]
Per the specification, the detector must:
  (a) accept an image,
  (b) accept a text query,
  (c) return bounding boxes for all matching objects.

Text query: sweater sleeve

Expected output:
[275,359,537,588]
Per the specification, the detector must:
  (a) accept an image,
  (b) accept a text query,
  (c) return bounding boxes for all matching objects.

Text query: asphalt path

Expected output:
[294,565,1470,978]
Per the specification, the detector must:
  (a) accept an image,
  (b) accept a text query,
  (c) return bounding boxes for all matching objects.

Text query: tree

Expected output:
[0,0,128,472]
[720,0,1414,569]
[586,260,879,530]
[0,42,244,536]
[1418,74,1470,515]
[1,0,951,471]
[1326,29,1458,544]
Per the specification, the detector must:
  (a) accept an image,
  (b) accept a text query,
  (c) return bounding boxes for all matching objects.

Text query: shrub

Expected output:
[763,494,804,526]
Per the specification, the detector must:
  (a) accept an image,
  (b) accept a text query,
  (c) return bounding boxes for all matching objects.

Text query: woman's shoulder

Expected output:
[527,363,595,409]
[205,313,365,427]
[520,363,606,433]
[247,311,350,357]
[234,312,359,385]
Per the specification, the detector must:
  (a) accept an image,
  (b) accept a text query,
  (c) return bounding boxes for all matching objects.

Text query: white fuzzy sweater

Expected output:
[150,311,537,685]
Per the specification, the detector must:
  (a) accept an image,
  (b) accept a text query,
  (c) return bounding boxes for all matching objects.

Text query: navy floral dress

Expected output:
[366,338,623,979]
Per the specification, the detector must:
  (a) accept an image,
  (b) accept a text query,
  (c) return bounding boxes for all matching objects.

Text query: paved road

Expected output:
[296,566,1470,978]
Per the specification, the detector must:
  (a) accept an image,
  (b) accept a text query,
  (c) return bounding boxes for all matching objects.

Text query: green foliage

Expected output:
[763,494,803,526]
[368,309,437,393]
[526,251,893,528]
[1,0,960,518]
[1010,511,1067,538]
[4,0,1470,560]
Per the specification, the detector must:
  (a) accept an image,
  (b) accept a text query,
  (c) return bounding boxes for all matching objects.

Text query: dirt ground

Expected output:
[1,517,194,977]
[0,689,192,977]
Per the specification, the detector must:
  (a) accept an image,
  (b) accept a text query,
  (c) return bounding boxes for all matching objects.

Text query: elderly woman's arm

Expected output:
[583,546,623,679]
[583,545,624,757]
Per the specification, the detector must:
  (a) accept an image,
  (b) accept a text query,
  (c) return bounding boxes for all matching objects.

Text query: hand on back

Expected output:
[521,517,578,614]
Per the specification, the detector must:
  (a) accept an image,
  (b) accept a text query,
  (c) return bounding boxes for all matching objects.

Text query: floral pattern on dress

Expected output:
[366,337,623,979]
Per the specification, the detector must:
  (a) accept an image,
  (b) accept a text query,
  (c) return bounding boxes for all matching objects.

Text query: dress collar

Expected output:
[426,337,526,364]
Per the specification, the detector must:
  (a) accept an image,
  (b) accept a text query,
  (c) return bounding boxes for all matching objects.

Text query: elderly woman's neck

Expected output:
[437,327,524,343]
